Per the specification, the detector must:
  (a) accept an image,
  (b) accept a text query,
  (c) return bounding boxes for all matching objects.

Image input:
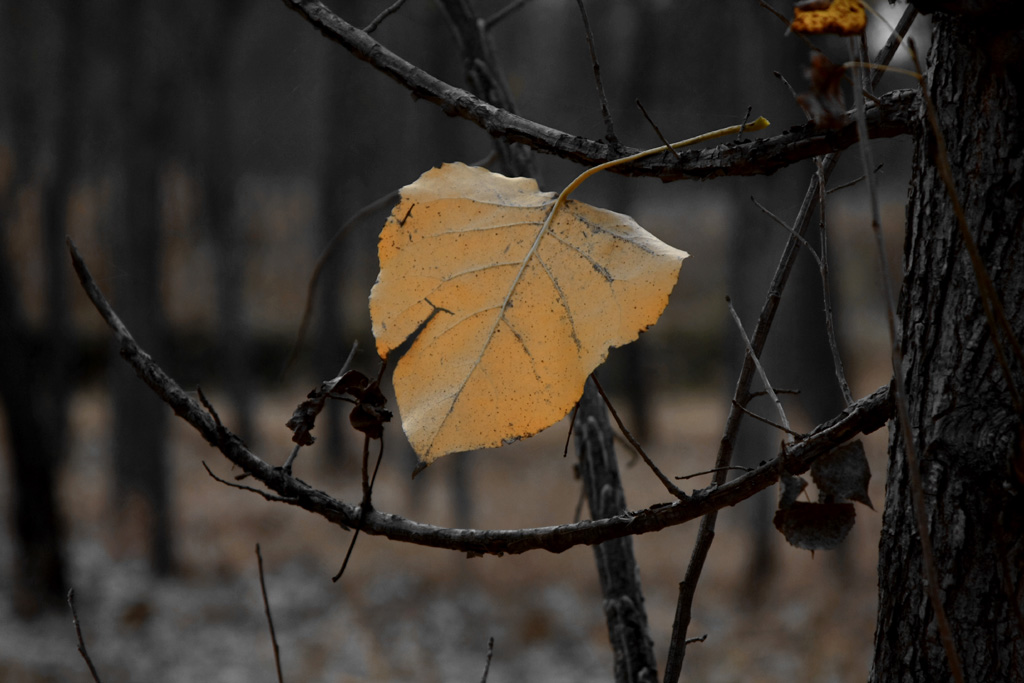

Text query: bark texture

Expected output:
[575,379,657,683]
[871,11,1024,682]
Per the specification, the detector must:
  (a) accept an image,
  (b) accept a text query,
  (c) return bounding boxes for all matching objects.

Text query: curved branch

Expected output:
[69,238,892,558]
[279,0,916,180]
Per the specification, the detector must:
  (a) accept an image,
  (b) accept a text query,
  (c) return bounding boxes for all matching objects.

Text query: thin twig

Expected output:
[635,99,680,160]
[614,432,640,465]
[750,388,802,398]
[773,70,802,107]
[574,0,618,146]
[368,434,385,498]
[332,523,362,582]
[738,105,754,136]
[758,0,817,49]
[339,340,360,376]
[685,634,708,645]
[662,12,919,680]
[484,0,531,29]
[360,433,372,504]
[664,518,714,682]
[750,196,822,265]
[731,399,804,439]
[591,374,688,500]
[675,465,752,482]
[751,189,853,405]
[203,462,298,503]
[334,435,384,582]
[197,386,223,428]
[757,0,789,26]
[68,589,103,683]
[282,340,360,475]
[479,637,495,683]
[726,296,793,439]
[826,168,877,194]
[563,403,580,457]
[256,544,285,683]
[281,190,397,378]
[281,443,302,474]
[815,158,854,405]
[363,0,410,33]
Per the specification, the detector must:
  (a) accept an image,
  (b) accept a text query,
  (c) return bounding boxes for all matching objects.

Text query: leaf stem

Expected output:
[523,118,772,291]
[561,117,770,202]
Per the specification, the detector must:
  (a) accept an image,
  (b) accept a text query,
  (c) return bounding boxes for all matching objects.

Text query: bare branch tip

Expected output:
[68,587,103,683]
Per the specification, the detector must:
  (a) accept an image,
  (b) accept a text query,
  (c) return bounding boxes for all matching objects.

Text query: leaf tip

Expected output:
[748,116,771,132]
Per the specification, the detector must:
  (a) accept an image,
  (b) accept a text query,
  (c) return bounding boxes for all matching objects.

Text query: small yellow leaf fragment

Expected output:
[370,163,687,466]
[791,0,865,36]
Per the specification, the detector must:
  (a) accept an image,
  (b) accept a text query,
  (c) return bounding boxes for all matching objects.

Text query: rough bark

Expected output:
[575,379,658,683]
[871,10,1024,682]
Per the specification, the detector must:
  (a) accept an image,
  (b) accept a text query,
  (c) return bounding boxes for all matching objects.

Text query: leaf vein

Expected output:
[534,253,583,351]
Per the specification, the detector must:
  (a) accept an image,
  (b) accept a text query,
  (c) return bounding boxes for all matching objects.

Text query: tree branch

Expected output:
[68,237,892,558]
[662,8,919,677]
[279,0,915,181]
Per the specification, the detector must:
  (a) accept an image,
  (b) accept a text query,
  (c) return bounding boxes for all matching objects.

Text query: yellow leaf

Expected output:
[791,0,866,36]
[370,162,687,465]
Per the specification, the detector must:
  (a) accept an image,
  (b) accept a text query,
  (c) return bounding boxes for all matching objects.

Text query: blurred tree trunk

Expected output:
[0,252,67,619]
[0,0,79,616]
[109,0,175,575]
[314,40,350,467]
[608,1,657,444]
[203,0,254,445]
[871,6,1024,680]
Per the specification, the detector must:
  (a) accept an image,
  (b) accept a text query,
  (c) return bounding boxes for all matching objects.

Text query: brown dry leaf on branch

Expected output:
[370,162,687,466]
[791,0,866,36]
[797,52,849,129]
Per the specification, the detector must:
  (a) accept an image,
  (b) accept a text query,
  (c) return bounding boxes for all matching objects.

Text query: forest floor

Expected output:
[0,364,892,683]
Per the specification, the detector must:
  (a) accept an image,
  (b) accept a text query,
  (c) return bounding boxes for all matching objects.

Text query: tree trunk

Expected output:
[203,0,255,446]
[0,271,68,618]
[109,0,175,575]
[871,8,1024,681]
[314,41,348,467]
[0,0,74,616]
[575,379,658,683]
